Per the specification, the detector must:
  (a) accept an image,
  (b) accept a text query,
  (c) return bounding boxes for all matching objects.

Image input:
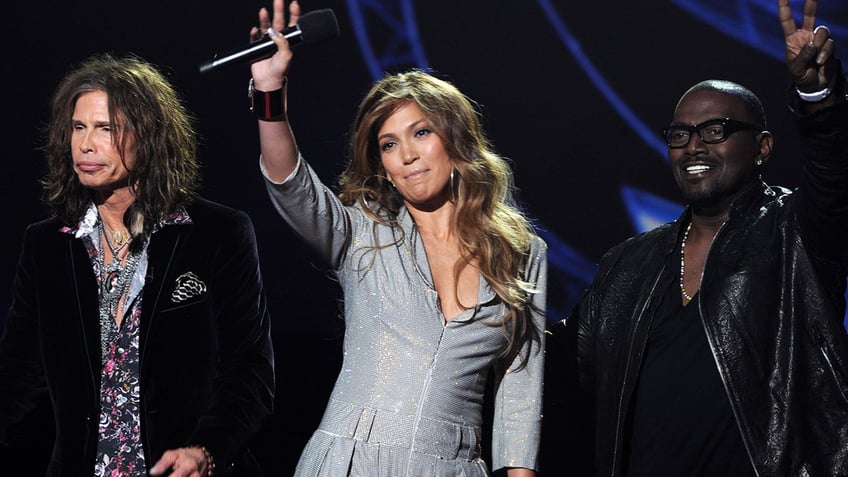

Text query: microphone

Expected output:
[199,8,339,74]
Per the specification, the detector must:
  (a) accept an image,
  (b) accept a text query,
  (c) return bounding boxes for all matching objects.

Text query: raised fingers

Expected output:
[272,0,286,34]
[251,7,271,41]
[779,0,820,36]
[800,0,819,31]
[778,0,797,37]
[289,0,301,28]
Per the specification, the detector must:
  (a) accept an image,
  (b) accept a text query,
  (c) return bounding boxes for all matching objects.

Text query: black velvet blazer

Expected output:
[0,198,275,476]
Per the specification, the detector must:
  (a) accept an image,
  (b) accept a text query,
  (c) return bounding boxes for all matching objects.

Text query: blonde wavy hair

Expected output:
[339,70,540,360]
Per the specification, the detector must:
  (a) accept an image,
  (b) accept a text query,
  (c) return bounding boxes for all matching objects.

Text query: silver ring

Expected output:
[813,25,831,35]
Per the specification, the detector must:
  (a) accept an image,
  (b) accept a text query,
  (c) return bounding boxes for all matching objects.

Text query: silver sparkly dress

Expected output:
[264,157,547,476]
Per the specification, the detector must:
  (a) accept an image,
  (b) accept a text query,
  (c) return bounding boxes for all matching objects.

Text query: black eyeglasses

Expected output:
[661,118,761,149]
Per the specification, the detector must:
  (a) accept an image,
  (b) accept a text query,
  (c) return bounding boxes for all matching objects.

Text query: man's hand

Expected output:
[778,0,838,92]
[149,446,211,477]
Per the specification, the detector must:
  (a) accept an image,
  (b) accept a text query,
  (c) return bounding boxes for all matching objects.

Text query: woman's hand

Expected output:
[506,468,536,477]
[250,0,300,92]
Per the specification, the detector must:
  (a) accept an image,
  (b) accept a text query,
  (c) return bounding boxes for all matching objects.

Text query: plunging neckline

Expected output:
[405,218,487,323]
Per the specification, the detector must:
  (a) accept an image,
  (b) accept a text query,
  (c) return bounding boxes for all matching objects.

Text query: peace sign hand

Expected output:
[778,0,838,93]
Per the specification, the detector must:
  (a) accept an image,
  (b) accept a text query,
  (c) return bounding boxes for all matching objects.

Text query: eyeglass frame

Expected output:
[661,118,762,149]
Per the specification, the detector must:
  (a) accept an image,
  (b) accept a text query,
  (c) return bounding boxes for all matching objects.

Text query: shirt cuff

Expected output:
[259,154,302,185]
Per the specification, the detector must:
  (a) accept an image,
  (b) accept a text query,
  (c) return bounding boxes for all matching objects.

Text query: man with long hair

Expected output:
[0,54,274,476]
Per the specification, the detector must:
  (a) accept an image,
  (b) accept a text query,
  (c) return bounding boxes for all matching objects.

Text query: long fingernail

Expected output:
[267,28,278,38]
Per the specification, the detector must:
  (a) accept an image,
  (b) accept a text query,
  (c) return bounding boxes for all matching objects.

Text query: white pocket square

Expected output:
[171,272,207,303]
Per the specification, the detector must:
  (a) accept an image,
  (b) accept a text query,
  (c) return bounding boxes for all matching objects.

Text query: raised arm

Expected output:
[778,0,848,258]
[251,0,300,182]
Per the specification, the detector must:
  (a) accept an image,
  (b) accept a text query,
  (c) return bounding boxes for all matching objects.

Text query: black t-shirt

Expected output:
[623,249,754,476]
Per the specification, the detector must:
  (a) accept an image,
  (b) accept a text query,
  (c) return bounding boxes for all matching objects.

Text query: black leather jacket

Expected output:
[566,96,848,476]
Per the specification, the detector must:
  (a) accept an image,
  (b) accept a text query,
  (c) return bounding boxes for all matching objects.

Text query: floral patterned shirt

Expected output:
[62,204,191,476]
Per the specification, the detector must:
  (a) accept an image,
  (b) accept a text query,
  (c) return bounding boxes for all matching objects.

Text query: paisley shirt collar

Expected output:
[60,202,193,237]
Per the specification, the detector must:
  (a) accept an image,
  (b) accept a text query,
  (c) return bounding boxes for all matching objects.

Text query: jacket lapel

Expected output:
[67,236,102,395]
[138,225,185,364]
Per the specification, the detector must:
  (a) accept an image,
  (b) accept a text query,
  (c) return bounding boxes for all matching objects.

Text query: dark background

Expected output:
[1,0,847,475]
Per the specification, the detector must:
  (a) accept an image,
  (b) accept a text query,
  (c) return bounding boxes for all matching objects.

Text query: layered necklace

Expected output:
[679,221,694,303]
[99,220,140,325]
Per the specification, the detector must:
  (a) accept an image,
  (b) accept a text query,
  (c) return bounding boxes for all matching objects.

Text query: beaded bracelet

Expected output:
[200,446,216,476]
[249,77,288,121]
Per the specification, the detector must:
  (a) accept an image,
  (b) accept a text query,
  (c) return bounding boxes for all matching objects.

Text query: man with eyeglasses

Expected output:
[553,0,848,475]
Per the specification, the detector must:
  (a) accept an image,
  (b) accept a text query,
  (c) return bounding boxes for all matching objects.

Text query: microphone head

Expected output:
[197,8,340,74]
[297,9,340,45]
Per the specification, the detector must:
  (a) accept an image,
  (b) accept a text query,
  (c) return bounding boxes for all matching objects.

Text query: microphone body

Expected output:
[199,9,339,74]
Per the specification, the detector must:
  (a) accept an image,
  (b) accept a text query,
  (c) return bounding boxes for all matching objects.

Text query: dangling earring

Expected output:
[756,159,763,166]
[361,175,391,210]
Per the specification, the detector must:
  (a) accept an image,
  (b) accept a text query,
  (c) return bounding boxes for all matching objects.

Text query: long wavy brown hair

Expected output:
[41,54,199,251]
[339,70,540,361]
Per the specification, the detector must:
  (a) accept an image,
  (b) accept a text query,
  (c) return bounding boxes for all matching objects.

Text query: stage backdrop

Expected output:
[1,0,847,474]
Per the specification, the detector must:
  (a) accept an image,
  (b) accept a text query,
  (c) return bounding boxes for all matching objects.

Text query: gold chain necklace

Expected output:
[103,222,130,251]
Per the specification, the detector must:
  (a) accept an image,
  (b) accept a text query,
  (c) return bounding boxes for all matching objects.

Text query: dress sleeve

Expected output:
[491,236,548,472]
[262,153,358,269]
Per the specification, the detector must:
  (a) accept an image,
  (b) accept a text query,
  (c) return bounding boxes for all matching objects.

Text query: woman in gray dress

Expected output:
[249,2,547,475]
